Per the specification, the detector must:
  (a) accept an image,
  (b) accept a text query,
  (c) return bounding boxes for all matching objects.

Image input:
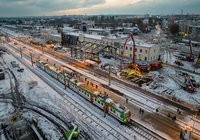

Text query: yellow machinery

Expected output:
[194,52,200,68]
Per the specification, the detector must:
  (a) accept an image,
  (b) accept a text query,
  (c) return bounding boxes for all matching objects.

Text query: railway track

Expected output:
[7,46,133,140]
[17,40,199,113]
[128,120,166,140]
[6,39,200,139]
[0,55,91,140]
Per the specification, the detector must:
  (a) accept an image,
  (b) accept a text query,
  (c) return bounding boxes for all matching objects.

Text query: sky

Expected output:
[0,0,200,17]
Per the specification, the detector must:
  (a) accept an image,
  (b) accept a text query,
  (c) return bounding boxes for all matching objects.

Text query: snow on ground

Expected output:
[145,66,200,106]
[4,45,143,140]
[22,111,63,140]
[162,48,200,73]
[0,103,14,120]
[0,60,15,120]
[0,71,11,94]
[4,31,200,138]
[0,27,31,38]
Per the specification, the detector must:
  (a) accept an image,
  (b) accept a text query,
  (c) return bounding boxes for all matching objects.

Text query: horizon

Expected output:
[0,0,200,17]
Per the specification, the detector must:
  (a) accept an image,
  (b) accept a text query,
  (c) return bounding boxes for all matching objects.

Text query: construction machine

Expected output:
[120,34,137,72]
[179,40,194,62]
[150,61,163,70]
[193,52,200,68]
[174,60,184,66]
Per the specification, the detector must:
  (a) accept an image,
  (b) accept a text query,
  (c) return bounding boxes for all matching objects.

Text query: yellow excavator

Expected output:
[194,52,200,68]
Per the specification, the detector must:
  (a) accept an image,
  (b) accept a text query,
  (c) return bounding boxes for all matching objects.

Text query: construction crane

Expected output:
[120,34,136,72]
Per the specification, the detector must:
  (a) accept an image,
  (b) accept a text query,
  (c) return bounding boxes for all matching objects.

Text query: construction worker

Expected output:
[168,112,171,118]
[126,98,128,104]
[180,130,183,139]
[156,108,158,112]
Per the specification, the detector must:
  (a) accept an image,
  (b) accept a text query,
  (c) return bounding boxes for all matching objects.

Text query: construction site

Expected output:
[61,31,200,109]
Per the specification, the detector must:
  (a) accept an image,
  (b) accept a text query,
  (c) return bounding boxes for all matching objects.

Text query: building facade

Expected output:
[62,31,160,63]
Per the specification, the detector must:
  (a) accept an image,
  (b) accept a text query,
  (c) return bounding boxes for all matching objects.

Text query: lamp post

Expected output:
[29,49,33,66]
[108,63,111,86]
[19,47,23,59]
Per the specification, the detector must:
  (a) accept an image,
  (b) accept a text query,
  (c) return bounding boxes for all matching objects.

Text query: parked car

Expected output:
[17,68,24,72]
[11,61,19,68]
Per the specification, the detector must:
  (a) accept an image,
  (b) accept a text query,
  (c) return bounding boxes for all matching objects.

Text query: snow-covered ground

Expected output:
[162,45,200,73]
[0,27,31,38]
[0,103,14,120]
[2,44,148,140]
[23,111,63,140]
[145,66,200,106]
[2,28,200,139]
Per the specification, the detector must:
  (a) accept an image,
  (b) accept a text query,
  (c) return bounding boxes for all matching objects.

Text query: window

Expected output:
[126,47,128,50]
[145,50,147,54]
[140,49,142,53]
[87,81,89,85]
[85,78,87,81]
[130,47,132,51]
[130,54,132,58]
[154,49,156,53]
[145,57,147,61]
[96,85,98,89]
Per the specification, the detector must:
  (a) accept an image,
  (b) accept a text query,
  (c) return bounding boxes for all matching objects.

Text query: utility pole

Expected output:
[70,46,73,57]
[20,47,22,58]
[109,63,111,86]
[63,70,66,89]
[30,51,33,66]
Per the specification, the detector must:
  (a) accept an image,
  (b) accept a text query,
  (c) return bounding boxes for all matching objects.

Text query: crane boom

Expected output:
[120,34,136,71]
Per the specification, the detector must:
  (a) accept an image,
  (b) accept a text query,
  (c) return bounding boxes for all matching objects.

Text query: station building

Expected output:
[62,31,160,63]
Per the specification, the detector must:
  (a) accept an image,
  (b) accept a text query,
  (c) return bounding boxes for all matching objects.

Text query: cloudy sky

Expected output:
[0,0,200,17]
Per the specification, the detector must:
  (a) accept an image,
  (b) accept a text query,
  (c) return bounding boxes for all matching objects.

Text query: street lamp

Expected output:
[29,49,33,66]
[108,63,111,86]
[19,47,23,59]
